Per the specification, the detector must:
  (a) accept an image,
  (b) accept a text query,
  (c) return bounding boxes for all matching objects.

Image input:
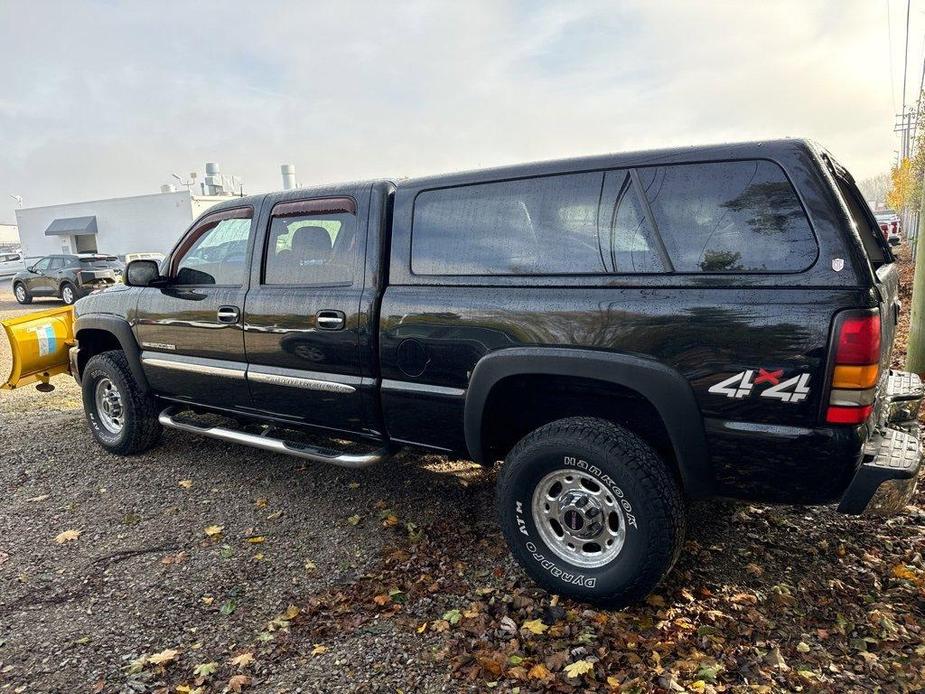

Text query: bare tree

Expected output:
[858,172,892,207]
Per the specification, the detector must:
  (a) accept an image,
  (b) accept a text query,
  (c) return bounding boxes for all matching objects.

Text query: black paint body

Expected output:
[73,140,897,505]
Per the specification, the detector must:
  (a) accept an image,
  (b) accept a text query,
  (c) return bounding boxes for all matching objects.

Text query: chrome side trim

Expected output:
[248,370,356,394]
[157,407,393,469]
[141,355,245,380]
[381,379,466,397]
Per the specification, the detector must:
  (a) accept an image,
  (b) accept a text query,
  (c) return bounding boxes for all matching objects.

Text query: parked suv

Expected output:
[12,253,123,305]
[6,140,921,606]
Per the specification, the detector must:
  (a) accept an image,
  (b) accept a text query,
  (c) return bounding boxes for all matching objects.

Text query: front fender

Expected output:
[464,347,713,497]
[74,314,149,392]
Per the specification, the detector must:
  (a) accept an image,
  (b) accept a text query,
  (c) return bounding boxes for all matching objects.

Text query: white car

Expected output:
[0,251,25,277]
[124,252,166,265]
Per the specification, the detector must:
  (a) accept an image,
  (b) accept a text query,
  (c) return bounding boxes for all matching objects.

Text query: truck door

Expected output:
[242,189,373,436]
[134,206,257,408]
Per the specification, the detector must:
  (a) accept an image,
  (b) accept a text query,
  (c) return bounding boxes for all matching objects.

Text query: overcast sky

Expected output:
[0,0,917,224]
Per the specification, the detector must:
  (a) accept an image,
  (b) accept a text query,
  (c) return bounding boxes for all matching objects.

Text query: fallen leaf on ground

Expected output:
[26,494,50,502]
[227,674,251,692]
[564,659,595,679]
[148,648,180,666]
[523,619,548,635]
[528,663,552,680]
[255,497,268,508]
[229,652,254,669]
[244,536,265,544]
[54,529,80,544]
[311,644,328,655]
[178,480,193,489]
[347,514,362,525]
[192,662,218,678]
[204,525,223,538]
[382,514,399,527]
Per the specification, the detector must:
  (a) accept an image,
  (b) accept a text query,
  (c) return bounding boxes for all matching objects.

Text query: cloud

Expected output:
[0,0,901,223]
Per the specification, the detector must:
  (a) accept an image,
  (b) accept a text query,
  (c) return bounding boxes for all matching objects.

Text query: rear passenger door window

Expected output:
[636,160,817,273]
[263,199,357,286]
[411,172,606,275]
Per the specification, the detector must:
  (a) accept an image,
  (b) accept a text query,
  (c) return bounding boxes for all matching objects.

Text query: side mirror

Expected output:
[27,265,36,273]
[125,259,167,287]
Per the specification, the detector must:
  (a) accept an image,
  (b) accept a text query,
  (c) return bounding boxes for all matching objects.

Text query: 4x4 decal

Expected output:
[709,369,810,404]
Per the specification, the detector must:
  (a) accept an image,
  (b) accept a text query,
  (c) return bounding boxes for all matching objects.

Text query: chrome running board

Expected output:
[157,407,394,469]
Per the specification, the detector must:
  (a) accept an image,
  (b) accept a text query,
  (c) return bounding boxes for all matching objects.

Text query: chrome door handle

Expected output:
[316,310,346,330]
[217,305,240,324]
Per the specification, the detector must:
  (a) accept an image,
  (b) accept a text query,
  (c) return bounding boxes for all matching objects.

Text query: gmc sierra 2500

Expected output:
[10,139,922,606]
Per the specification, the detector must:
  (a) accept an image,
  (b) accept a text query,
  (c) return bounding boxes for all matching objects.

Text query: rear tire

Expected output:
[60,282,77,305]
[497,417,685,607]
[82,351,162,455]
[13,282,31,304]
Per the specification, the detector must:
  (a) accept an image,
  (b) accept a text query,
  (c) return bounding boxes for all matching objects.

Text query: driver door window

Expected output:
[174,212,253,286]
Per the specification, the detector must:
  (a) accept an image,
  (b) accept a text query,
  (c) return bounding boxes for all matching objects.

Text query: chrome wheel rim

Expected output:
[15,285,25,302]
[95,378,124,433]
[62,286,74,304]
[531,468,627,568]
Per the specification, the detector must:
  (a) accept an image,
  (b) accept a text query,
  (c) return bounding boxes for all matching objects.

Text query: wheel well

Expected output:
[75,329,122,377]
[480,374,679,478]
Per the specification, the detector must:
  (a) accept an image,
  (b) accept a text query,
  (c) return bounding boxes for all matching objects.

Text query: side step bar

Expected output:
[158,407,395,469]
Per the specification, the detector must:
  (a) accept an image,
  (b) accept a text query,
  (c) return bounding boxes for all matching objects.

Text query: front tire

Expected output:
[82,351,162,455]
[60,282,77,305]
[497,417,685,607]
[13,282,31,304]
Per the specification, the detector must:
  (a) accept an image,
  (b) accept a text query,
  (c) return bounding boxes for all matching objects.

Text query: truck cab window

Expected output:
[263,211,356,286]
[175,216,252,286]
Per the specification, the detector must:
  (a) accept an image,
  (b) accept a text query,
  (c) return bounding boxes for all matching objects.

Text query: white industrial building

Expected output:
[13,163,247,259]
[0,223,19,249]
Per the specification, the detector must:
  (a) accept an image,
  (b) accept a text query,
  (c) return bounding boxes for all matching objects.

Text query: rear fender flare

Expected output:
[74,315,149,392]
[464,347,713,497]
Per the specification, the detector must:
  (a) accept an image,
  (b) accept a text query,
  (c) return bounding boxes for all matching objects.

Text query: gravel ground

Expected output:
[0,259,924,693]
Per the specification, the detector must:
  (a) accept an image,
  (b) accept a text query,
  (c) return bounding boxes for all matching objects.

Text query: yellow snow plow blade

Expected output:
[2,306,75,390]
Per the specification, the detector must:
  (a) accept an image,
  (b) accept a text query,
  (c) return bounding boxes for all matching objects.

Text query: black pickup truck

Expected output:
[53,140,922,606]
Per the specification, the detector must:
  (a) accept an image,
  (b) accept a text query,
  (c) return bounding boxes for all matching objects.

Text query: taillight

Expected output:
[834,314,880,364]
[826,311,880,424]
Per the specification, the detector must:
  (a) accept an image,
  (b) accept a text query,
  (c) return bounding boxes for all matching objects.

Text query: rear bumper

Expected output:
[838,370,922,516]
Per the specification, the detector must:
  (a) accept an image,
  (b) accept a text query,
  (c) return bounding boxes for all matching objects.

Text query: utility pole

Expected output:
[907,192,925,374]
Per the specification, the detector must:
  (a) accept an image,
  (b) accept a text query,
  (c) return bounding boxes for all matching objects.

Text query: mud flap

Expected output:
[1,306,75,390]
